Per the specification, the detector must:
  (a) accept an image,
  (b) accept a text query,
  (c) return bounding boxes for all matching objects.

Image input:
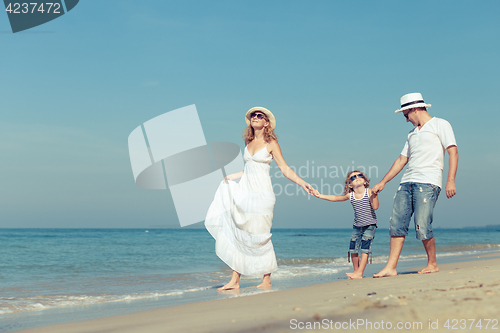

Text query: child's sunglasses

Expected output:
[349,174,365,182]
[250,113,265,120]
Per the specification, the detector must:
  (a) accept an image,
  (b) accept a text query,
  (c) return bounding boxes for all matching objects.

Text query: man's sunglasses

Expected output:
[250,113,265,119]
[403,109,418,119]
[349,174,365,182]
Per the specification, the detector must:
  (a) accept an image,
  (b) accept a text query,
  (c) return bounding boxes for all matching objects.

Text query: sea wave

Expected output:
[0,287,212,314]
[437,243,500,252]
[276,247,499,268]
[276,257,344,265]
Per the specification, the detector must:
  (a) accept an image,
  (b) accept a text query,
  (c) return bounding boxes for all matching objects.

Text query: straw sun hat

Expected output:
[245,107,276,129]
[395,93,432,113]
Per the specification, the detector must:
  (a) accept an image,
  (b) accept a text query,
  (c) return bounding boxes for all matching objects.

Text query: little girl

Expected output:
[313,170,379,279]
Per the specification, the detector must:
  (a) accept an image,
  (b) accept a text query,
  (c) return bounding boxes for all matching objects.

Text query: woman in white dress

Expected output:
[205,107,312,290]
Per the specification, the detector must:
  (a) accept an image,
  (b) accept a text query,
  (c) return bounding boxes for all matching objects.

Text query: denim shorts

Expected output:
[390,182,441,240]
[349,224,376,254]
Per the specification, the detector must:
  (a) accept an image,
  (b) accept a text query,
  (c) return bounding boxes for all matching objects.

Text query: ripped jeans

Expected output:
[349,224,376,255]
[389,182,441,240]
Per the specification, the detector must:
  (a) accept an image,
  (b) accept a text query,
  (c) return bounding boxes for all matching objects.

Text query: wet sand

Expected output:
[15,256,500,333]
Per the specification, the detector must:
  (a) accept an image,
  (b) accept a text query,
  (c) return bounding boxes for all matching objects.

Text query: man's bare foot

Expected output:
[346,272,363,279]
[217,282,240,291]
[418,264,439,274]
[373,267,397,278]
[256,282,272,290]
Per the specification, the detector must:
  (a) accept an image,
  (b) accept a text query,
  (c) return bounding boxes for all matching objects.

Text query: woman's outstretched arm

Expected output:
[268,140,312,194]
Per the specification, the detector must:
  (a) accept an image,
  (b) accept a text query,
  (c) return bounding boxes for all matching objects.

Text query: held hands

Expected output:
[372,182,385,194]
[301,183,314,195]
[301,183,323,198]
[446,180,456,198]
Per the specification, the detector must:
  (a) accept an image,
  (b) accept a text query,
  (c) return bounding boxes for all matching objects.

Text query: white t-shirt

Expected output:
[400,117,457,188]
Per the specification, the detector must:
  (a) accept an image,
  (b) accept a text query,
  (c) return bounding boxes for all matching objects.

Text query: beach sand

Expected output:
[15,256,500,333]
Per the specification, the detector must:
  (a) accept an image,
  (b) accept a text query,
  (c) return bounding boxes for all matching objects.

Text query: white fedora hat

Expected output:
[395,93,432,113]
[245,107,276,129]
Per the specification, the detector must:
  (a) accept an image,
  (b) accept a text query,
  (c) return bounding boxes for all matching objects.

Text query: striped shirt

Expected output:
[350,189,377,227]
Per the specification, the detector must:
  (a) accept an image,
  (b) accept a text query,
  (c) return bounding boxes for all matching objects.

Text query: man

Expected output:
[373,93,458,277]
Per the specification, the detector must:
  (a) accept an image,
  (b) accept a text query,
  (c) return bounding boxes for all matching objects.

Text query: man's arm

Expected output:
[445,145,458,198]
[372,155,408,194]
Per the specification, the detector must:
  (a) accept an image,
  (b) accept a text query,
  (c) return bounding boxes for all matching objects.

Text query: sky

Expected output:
[1,0,499,229]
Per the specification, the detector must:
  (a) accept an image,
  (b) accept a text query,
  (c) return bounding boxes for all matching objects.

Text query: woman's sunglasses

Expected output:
[250,113,265,120]
[349,174,365,182]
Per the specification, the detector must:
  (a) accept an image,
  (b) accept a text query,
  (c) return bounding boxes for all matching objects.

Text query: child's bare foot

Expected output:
[418,264,439,274]
[346,272,363,279]
[373,267,397,278]
[217,282,240,291]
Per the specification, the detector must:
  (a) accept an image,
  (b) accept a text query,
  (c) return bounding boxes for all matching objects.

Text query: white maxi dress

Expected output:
[205,145,278,276]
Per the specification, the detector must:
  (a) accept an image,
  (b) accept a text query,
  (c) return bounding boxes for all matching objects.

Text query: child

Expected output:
[313,170,379,279]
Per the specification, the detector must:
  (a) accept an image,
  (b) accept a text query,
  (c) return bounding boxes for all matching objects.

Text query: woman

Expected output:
[205,107,312,290]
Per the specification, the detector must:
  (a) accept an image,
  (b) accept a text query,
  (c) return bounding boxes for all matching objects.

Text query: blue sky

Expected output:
[1,1,499,228]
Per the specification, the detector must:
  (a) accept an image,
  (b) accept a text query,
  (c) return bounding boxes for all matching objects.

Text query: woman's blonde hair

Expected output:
[343,170,370,194]
[242,113,278,145]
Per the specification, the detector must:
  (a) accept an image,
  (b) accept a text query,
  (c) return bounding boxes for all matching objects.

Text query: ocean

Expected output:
[1,228,499,332]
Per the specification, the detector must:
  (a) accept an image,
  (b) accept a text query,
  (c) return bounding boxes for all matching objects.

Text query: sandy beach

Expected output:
[14,255,500,333]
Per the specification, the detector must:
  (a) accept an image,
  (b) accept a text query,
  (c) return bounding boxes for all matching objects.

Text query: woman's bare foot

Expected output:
[418,264,439,274]
[217,281,240,291]
[346,272,363,279]
[373,266,397,278]
[256,282,272,290]
[217,288,241,295]
[218,270,241,290]
[256,273,272,289]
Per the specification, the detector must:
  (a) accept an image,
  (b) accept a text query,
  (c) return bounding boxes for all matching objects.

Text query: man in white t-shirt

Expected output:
[372,93,459,277]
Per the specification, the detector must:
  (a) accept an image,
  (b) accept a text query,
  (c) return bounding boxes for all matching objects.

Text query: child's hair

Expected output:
[343,170,370,194]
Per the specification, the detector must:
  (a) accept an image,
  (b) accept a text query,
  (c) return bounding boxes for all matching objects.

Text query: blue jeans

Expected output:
[349,224,376,254]
[390,182,441,240]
